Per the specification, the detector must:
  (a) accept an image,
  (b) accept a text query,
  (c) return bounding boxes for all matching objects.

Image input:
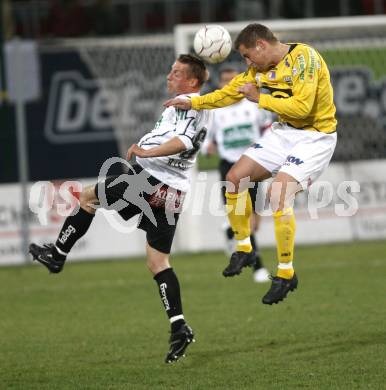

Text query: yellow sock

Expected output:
[273,207,296,279]
[225,190,252,252]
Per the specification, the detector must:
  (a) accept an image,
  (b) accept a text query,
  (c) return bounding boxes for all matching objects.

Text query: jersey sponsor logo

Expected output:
[297,54,306,81]
[285,155,304,166]
[268,71,276,80]
[176,109,188,120]
[58,225,76,244]
[167,158,189,170]
[283,76,292,84]
[224,139,253,149]
[148,184,186,212]
[223,124,254,149]
[307,49,316,82]
[253,143,263,149]
[159,283,170,311]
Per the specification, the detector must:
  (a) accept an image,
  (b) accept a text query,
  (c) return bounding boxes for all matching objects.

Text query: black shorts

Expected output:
[219,158,259,211]
[94,164,184,254]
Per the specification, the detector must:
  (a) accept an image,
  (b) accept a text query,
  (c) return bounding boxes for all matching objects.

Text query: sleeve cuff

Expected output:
[191,96,201,110]
[177,135,193,150]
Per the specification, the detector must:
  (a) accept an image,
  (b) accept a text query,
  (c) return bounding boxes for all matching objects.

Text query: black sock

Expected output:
[250,234,257,251]
[226,226,234,240]
[154,268,185,332]
[55,207,95,256]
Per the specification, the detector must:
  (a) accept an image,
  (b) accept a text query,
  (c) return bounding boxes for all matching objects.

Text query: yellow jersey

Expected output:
[191,43,337,133]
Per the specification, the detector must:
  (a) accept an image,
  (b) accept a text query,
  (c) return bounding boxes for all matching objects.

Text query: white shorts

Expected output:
[243,122,337,189]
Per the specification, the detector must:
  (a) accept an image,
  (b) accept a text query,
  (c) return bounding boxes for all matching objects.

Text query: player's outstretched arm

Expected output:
[238,83,260,103]
[127,137,186,160]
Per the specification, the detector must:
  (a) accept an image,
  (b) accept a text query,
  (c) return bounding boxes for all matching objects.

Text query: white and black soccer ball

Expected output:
[193,25,232,64]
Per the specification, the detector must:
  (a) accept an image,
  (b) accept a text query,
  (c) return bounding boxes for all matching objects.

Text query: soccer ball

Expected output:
[193,25,232,64]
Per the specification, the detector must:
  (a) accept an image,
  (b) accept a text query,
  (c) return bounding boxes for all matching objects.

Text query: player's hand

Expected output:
[238,83,260,103]
[126,144,149,160]
[163,97,192,110]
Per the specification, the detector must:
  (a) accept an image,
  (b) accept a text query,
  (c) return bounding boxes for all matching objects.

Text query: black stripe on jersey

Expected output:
[261,85,293,98]
[288,43,298,53]
[139,130,174,146]
[141,130,171,140]
[140,142,161,147]
[180,116,196,137]
[286,43,302,66]
[283,121,337,133]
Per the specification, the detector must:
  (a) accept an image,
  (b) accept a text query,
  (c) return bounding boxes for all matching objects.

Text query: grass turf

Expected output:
[0,240,385,389]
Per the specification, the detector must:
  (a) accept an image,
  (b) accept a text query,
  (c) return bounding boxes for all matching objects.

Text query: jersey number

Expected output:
[180,128,207,159]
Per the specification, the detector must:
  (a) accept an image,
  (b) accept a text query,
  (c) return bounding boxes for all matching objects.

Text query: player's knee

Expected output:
[146,258,157,275]
[146,253,170,275]
[268,182,297,212]
[225,169,240,192]
[268,183,283,212]
[79,186,97,214]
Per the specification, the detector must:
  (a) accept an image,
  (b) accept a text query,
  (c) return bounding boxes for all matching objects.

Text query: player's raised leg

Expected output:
[262,172,301,304]
[29,185,98,273]
[222,155,271,277]
[146,243,194,363]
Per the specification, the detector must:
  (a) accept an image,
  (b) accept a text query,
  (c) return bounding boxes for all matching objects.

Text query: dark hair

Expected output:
[177,54,208,87]
[235,23,278,49]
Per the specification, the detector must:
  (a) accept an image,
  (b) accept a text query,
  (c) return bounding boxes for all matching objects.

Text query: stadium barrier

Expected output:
[0,159,385,265]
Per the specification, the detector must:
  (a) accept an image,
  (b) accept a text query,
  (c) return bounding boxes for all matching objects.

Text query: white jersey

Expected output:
[206,99,272,163]
[136,93,211,192]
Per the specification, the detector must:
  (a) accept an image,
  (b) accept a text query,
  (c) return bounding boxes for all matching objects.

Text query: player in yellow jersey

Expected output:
[165,24,337,305]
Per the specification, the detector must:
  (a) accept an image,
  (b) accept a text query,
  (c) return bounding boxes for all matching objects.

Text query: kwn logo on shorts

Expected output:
[286,155,304,165]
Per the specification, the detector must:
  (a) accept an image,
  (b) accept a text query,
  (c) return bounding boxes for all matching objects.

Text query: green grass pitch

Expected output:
[0,240,385,389]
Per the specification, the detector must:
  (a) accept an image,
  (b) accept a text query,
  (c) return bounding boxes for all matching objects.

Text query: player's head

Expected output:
[218,66,238,88]
[234,23,279,72]
[167,54,208,95]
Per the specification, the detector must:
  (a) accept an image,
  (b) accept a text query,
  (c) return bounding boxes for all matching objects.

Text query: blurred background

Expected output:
[3,0,386,39]
[1,0,385,265]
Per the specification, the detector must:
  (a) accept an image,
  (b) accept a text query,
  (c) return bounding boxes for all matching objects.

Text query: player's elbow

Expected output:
[293,100,312,118]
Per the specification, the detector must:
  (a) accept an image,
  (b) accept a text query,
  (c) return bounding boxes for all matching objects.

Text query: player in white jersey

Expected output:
[203,66,271,283]
[136,92,209,193]
[29,54,211,364]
